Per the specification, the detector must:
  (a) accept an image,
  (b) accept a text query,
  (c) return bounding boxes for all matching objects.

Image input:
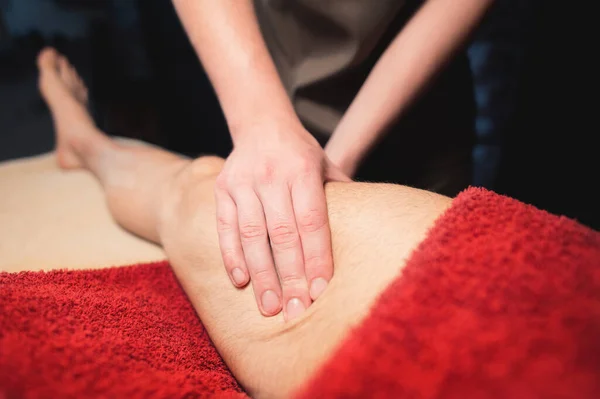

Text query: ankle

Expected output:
[72,130,112,164]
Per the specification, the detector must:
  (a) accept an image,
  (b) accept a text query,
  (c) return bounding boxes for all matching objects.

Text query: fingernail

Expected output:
[286,298,306,320]
[310,277,328,300]
[231,268,246,286]
[261,290,280,315]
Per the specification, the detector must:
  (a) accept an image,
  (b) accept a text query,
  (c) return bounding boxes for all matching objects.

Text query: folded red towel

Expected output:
[297,188,600,398]
[1,188,599,398]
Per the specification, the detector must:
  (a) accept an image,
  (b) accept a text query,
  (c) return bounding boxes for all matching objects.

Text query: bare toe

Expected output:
[37,47,59,72]
[55,55,88,104]
[36,48,96,170]
[58,57,70,83]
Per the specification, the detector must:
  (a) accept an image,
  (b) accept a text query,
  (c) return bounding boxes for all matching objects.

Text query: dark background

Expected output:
[0,0,597,229]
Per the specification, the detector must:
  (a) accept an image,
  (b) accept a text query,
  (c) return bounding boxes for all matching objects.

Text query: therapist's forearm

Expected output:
[326,0,494,174]
[172,0,299,142]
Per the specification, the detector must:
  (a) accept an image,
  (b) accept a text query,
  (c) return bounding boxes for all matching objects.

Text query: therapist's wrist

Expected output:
[229,110,310,148]
[222,71,301,144]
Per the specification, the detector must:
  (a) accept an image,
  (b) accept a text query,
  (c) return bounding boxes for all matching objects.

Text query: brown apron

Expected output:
[255,0,404,134]
[255,0,475,196]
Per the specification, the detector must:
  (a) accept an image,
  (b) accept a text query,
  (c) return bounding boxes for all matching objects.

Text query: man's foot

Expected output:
[37,47,98,169]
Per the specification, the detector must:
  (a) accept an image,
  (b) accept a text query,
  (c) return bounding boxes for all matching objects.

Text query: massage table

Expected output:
[0,153,165,273]
[1,153,599,398]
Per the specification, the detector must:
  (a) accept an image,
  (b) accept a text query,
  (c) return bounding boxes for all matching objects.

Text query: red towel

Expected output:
[297,188,600,398]
[0,262,245,398]
[1,188,599,398]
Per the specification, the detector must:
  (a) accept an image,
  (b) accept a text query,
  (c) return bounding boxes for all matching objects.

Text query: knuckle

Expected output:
[239,222,267,242]
[229,181,250,198]
[298,209,327,233]
[215,173,228,191]
[252,267,275,283]
[220,249,239,269]
[256,161,277,186]
[303,251,329,272]
[216,214,234,233]
[217,171,248,196]
[297,155,316,177]
[269,223,299,248]
[279,272,305,286]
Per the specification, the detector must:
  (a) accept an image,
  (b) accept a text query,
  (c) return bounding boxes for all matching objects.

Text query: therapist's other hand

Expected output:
[214,121,350,321]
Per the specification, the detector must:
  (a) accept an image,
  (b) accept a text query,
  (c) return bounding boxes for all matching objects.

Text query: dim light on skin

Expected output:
[35,47,451,397]
[172,0,495,320]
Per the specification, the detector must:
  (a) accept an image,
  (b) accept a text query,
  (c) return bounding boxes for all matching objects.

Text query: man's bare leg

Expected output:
[38,48,196,242]
[39,48,452,398]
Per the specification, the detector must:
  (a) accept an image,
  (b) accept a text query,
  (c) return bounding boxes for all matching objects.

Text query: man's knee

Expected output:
[188,156,226,178]
[157,156,224,237]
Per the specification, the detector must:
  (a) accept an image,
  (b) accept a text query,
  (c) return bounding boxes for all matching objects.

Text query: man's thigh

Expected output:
[158,161,451,397]
[276,183,452,394]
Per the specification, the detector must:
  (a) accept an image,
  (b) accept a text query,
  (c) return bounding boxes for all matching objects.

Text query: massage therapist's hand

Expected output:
[214,121,350,321]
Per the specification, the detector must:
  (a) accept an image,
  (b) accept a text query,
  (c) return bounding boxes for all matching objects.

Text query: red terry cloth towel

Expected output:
[0,261,246,398]
[1,188,599,398]
[296,188,600,399]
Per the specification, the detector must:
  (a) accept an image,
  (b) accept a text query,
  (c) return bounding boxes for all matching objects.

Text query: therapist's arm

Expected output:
[172,0,296,134]
[325,0,494,176]
[172,0,348,321]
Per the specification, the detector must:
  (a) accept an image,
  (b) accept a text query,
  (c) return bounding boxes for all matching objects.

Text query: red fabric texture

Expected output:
[1,188,599,398]
[0,261,245,398]
[296,188,600,398]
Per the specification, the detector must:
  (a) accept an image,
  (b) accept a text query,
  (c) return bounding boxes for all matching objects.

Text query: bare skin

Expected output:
[173,0,350,320]
[325,0,494,174]
[38,48,452,398]
[172,0,493,316]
